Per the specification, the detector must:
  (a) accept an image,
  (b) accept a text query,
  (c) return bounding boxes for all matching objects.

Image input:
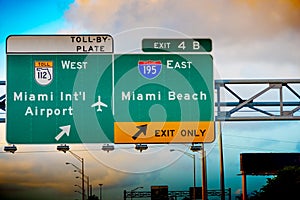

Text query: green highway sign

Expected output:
[142,38,212,52]
[7,54,114,144]
[113,54,214,144]
[6,35,114,144]
[6,35,214,144]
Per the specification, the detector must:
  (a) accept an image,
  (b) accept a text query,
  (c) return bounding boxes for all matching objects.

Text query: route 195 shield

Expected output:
[34,61,53,86]
[138,60,162,79]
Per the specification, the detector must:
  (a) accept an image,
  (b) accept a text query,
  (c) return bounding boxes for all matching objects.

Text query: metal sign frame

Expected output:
[215,79,300,121]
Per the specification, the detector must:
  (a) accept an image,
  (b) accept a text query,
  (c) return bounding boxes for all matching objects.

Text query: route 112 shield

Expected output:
[34,61,53,86]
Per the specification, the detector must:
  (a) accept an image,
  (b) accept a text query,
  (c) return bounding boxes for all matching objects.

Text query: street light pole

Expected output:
[170,149,196,200]
[67,164,86,200]
[218,121,225,200]
[90,184,92,198]
[76,175,90,199]
[193,154,196,189]
[192,152,196,200]
[75,190,82,195]
[75,184,83,190]
[99,184,103,200]
[74,170,89,198]
[69,151,85,200]
[87,177,90,197]
[201,143,207,200]
[58,146,85,200]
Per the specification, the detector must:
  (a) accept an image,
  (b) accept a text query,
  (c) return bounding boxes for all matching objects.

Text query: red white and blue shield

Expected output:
[138,60,162,79]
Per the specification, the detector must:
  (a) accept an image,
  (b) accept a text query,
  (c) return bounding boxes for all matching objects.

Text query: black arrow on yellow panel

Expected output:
[132,124,148,140]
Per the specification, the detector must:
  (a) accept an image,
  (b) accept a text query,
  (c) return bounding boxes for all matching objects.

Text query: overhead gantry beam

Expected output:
[215,79,300,121]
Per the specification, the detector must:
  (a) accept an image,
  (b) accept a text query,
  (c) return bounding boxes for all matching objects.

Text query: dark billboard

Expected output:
[151,185,168,200]
[240,153,300,175]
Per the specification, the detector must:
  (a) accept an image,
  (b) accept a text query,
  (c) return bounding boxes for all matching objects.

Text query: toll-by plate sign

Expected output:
[6,35,114,144]
[6,35,214,144]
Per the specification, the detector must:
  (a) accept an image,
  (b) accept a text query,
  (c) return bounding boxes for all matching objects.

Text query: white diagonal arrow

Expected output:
[55,125,71,141]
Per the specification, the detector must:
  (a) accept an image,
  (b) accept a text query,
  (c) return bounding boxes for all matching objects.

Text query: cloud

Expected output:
[234,0,300,32]
[0,154,72,192]
[65,0,300,39]
[63,0,300,79]
[0,148,136,199]
[0,183,70,200]
[86,144,189,173]
[296,142,300,151]
[0,131,194,197]
[1,1,299,198]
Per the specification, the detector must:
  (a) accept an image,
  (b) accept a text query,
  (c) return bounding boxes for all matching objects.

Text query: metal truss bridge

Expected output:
[215,79,300,121]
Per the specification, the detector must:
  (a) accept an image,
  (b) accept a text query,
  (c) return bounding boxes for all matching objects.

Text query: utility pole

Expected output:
[218,122,225,200]
[99,184,103,200]
[201,143,207,200]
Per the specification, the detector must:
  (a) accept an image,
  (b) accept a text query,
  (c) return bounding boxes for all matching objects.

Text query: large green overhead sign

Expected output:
[113,54,214,144]
[6,35,214,144]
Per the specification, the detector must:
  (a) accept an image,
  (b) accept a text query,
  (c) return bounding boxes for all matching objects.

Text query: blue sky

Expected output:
[0,0,71,38]
[1,0,300,200]
[0,0,73,78]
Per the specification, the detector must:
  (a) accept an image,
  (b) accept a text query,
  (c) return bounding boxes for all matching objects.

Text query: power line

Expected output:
[223,133,298,144]
[223,144,284,152]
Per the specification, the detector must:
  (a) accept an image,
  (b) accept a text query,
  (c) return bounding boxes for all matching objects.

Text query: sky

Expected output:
[0,0,300,199]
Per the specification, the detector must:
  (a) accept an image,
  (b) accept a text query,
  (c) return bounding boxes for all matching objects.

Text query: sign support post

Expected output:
[218,121,225,200]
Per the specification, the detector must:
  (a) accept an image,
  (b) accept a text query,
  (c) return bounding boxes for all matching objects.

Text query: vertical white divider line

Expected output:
[112,53,115,115]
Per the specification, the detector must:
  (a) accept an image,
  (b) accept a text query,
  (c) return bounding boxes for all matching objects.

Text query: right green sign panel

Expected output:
[113,54,214,144]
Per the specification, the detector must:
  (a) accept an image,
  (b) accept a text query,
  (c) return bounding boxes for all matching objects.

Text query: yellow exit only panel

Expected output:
[114,121,214,144]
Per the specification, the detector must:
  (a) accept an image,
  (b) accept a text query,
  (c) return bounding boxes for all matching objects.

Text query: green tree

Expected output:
[249,166,300,200]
